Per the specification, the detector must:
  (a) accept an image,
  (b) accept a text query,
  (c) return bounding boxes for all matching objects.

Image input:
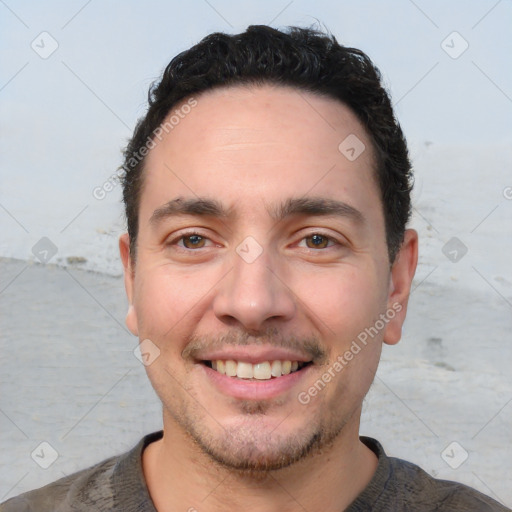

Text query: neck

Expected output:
[142,410,378,512]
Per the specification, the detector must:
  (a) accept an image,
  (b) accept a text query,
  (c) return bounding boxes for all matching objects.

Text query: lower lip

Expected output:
[200,364,312,400]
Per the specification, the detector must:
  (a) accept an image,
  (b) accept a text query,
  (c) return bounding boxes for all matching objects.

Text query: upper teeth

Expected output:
[211,360,303,380]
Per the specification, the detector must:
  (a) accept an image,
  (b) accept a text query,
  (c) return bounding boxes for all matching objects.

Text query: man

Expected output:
[1,24,508,512]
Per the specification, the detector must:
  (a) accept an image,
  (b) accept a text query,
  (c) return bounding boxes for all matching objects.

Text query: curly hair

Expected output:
[121,24,413,265]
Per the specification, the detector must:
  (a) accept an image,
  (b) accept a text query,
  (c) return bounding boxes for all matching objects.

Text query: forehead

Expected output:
[139,84,383,231]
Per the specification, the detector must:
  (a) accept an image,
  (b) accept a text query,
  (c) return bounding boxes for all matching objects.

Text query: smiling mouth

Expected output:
[202,359,312,380]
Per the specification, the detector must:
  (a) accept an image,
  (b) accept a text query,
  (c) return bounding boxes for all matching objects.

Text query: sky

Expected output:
[0,0,511,276]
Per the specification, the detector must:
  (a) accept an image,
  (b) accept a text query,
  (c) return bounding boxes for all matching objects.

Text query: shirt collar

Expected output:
[111,431,388,511]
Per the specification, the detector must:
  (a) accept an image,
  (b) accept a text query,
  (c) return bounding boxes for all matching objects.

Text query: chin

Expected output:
[202,432,322,472]
[184,412,344,473]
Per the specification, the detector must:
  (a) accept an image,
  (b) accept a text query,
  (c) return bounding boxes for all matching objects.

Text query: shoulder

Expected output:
[0,430,162,512]
[354,437,510,512]
[387,455,509,511]
[0,455,119,512]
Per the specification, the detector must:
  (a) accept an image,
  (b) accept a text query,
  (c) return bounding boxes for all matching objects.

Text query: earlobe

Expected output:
[383,229,418,346]
[125,304,139,336]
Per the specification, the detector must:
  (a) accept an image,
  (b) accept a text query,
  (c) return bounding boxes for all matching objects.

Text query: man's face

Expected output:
[121,84,410,471]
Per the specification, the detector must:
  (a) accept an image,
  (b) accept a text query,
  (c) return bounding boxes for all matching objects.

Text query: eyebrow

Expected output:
[149,196,366,227]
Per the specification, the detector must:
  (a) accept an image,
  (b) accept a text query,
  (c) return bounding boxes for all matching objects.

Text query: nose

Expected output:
[212,242,296,332]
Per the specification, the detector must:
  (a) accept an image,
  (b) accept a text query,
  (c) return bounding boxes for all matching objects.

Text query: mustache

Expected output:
[182,327,328,364]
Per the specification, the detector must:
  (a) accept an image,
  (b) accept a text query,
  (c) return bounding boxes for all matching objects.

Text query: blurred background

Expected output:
[1,0,511,507]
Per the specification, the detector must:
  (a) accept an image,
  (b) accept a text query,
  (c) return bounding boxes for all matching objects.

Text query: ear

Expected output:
[383,229,418,345]
[119,233,139,336]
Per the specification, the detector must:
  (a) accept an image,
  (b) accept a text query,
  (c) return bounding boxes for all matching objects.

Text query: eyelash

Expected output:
[167,230,342,252]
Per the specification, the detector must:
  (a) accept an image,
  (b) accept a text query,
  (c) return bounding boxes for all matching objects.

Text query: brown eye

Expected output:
[182,234,207,249]
[304,234,331,249]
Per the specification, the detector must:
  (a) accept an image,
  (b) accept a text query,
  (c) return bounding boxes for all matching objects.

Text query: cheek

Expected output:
[297,263,384,341]
[133,267,205,346]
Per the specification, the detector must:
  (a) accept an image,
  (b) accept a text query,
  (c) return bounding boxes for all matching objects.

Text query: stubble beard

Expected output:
[162,393,354,477]
[156,330,361,475]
